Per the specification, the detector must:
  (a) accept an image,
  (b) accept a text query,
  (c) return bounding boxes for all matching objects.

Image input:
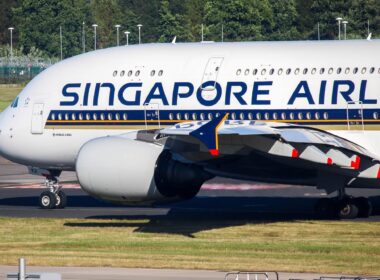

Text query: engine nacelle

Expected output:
[76,135,213,204]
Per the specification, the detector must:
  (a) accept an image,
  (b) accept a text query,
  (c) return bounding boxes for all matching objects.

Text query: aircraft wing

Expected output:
[160,114,380,183]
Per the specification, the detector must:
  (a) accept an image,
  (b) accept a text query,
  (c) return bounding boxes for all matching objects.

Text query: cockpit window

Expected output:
[10,97,19,108]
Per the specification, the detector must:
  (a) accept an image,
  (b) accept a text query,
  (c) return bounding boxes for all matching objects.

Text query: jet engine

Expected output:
[76,135,213,204]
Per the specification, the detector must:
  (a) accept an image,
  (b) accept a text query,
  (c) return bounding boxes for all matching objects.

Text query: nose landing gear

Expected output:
[39,175,67,209]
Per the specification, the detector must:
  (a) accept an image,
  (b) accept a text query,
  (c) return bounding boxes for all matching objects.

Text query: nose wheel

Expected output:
[39,176,67,209]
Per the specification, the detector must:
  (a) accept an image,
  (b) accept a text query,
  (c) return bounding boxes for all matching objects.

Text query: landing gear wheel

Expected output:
[315,198,335,218]
[39,191,57,209]
[55,191,67,209]
[338,199,359,219]
[354,197,372,218]
[177,184,202,200]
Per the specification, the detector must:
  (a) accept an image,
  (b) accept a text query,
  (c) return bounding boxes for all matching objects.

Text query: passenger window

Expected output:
[245,69,250,76]
[328,68,333,74]
[135,70,140,77]
[273,112,278,120]
[311,68,317,74]
[290,112,294,120]
[353,67,358,74]
[200,113,205,120]
[169,113,173,120]
[286,69,291,75]
[128,71,132,77]
[323,112,329,120]
[298,112,303,120]
[253,69,258,75]
[158,70,163,76]
[65,113,69,121]
[86,113,91,120]
[113,70,118,77]
[79,113,83,121]
[93,113,97,120]
[320,68,325,74]
[345,68,350,74]
[51,113,56,120]
[192,113,197,120]
[370,67,375,74]
[315,112,320,120]
[72,113,76,121]
[108,113,113,120]
[248,113,253,120]
[115,113,120,120]
[281,112,286,120]
[303,68,308,75]
[100,113,105,120]
[240,112,245,120]
[236,69,241,76]
[361,67,367,74]
[337,68,342,74]
[269,69,275,75]
[208,113,213,120]
[120,70,125,77]
[176,113,181,120]
[306,112,312,120]
[58,113,62,121]
[294,68,300,75]
[123,113,128,120]
[256,112,261,120]
[264,112,269,120]
[231,112,236,120]
[278,68,283,75]
[261,69,266,75]
[185,113,189,120]
[150,70,155,76]
[373,112,378,119]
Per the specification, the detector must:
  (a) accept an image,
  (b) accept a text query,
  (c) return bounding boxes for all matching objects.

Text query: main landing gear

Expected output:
[315,188,372,219]
[39,175,67,209]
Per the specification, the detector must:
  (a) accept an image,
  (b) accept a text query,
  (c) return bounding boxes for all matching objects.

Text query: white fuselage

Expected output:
[0,40,379,170]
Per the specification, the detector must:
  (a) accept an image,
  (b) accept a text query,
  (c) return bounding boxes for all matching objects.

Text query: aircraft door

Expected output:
[144,103,160,130]
[201,57,224,91]
[31,103,44,134]
[346,101,364,130]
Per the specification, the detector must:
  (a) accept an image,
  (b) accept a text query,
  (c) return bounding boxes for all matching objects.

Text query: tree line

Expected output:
[0,0,379,59]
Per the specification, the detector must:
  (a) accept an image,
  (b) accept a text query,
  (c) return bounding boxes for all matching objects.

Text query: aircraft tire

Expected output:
[177,183,202,200]
[337,199,359,220]
[55,191,67,209]
[354,197,372,218]
[39,191,57,209]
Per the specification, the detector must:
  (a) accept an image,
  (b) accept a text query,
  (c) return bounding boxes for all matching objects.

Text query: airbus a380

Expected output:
[0,40,379,219]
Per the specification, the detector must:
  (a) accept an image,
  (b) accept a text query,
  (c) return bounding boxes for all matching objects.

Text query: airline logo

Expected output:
[60,80,377,107]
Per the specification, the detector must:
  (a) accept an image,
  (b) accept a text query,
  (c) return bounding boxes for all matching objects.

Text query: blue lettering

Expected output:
[196,81,222,106]
[252,81,272,105]
[83,83,91,106]
[60,83,80,106]
[93,83,115,106]
[359,80,377,104]
[319,80,327,105]
[226,82,247,105]
[144,82,169,105]
[288,81,315,105]
[332,80,354,104]
[118,83,142,106]
[172,82,194,105]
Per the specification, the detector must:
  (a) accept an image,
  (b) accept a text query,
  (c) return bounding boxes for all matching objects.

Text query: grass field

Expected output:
[0,217,379,274]
[0,86,23,111]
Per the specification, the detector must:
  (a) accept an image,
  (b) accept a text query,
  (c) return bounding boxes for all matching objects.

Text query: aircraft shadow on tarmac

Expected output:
[1,195,380,236]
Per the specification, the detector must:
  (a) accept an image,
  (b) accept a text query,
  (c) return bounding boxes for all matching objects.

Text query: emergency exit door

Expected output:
[201,57,224,90]
[144,103,160,130]
[31,103,44,134]
[346,101,364,131]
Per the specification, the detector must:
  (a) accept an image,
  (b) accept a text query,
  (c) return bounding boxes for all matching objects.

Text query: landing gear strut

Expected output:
[315,188,372,219]
[39,175,67,209]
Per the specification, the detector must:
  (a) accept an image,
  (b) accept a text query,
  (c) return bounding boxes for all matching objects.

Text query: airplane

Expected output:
[0,40,379,219]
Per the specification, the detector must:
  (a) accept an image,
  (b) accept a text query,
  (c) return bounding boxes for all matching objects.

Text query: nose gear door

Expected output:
[31,103,44,134]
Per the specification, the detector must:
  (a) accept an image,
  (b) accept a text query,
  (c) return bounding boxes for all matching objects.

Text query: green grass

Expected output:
[0,86,23,111]
[0,217,380,274]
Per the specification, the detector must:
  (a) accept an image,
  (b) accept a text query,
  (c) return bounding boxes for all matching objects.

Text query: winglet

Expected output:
[189,113,229,156]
